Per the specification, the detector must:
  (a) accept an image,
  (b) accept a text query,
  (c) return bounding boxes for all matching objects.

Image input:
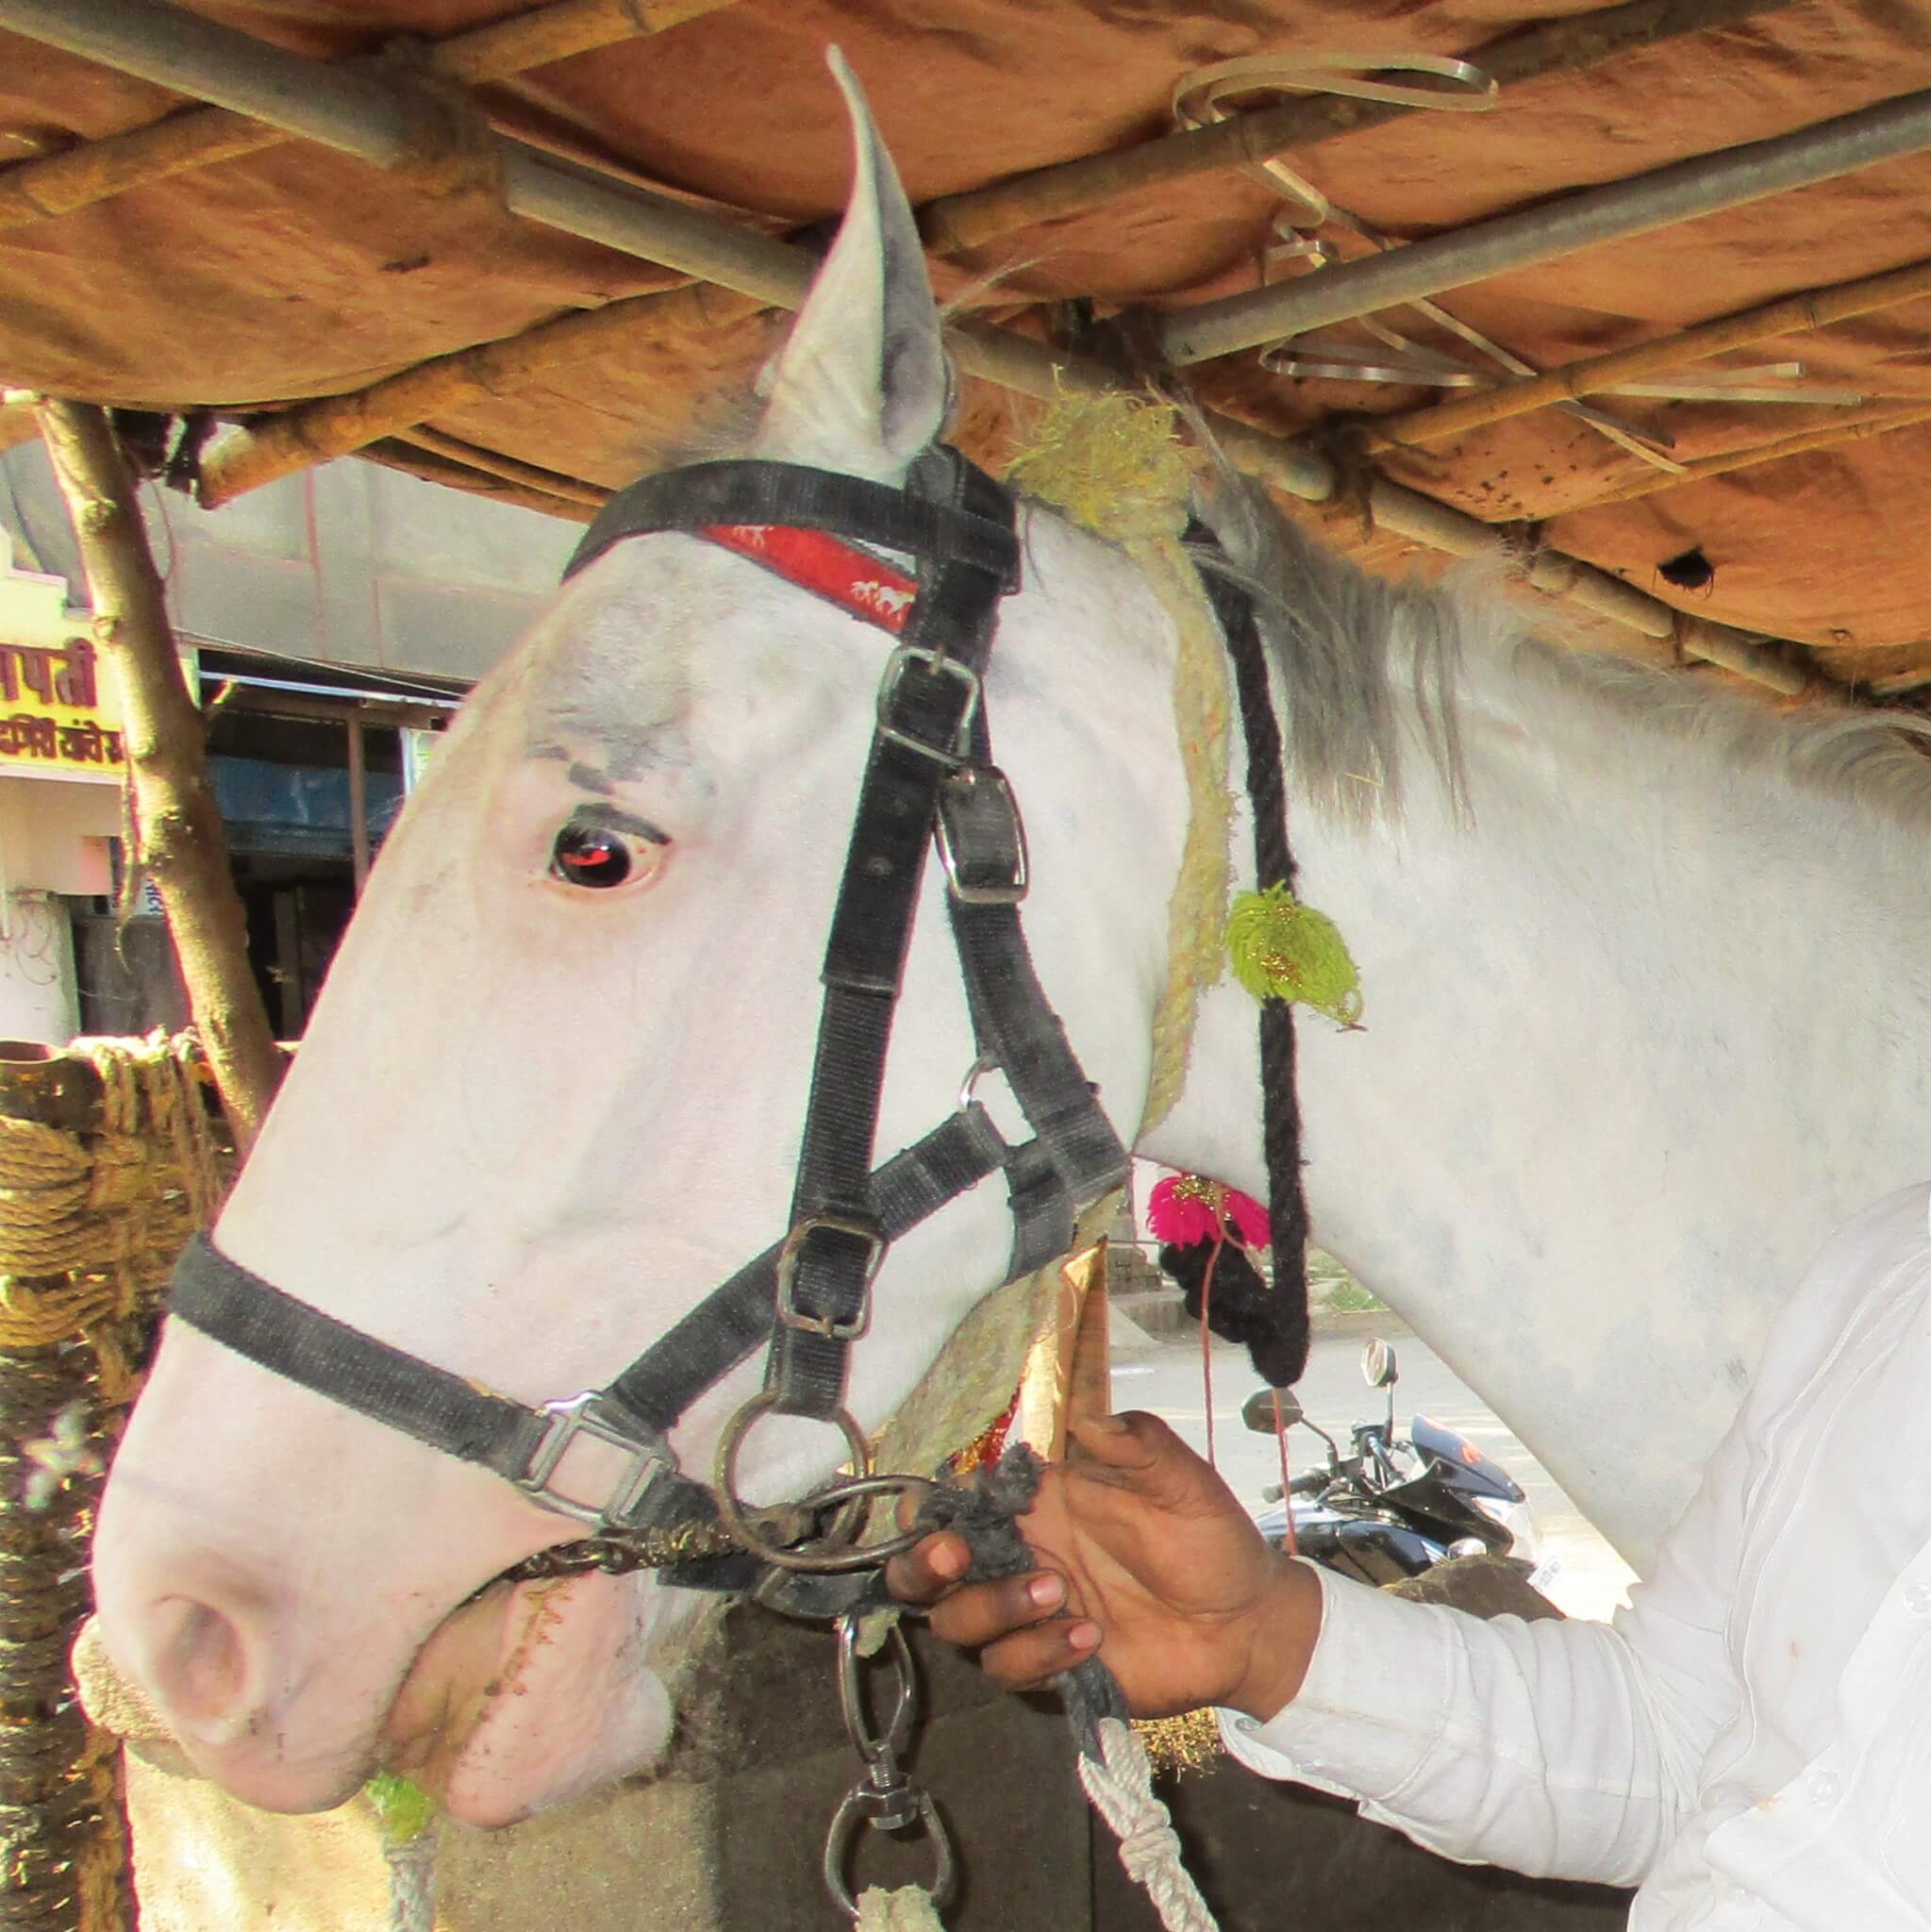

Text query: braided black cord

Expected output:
[1190,534,1312,1389]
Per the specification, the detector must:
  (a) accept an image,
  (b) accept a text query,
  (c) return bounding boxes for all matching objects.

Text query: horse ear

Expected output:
[752,50,948,480]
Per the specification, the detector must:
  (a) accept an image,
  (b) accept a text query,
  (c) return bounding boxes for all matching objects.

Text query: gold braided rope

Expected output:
[1000,388,1235,1141]
[0,1030,234,1932]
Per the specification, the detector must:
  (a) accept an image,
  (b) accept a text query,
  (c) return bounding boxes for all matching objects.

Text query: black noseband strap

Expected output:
[564,459,1023,588]
[168,1101,1019,1536]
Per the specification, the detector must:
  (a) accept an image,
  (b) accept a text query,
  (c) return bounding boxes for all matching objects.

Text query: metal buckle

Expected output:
[775,1212,888,1341]
[515,1391,676,1531]
[935,764,1028,904]
[874,645,980,767]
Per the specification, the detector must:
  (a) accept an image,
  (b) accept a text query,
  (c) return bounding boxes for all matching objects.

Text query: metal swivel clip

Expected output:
[821,1612,957,1920]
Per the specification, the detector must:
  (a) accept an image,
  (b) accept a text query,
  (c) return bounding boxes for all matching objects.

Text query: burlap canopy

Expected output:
[5,0,1931,695]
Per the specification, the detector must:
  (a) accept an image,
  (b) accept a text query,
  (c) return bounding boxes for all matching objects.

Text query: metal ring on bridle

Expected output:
[713,1392,937,1573]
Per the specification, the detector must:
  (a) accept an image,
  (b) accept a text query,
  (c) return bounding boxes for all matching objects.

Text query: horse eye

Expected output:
[551,824,638,890]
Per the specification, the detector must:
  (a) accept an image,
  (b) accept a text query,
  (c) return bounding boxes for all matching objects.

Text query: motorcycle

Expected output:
[1240,1338,1552,1592]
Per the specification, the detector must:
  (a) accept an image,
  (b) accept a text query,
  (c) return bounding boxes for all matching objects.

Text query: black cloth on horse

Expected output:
[1158,1233,1301,1391]
[1187,525,1314,1391]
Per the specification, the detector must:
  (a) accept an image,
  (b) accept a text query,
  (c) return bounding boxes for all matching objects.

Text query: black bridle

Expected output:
[165,446,1312,1612]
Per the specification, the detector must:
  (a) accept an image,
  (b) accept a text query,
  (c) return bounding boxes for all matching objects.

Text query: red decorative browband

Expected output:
[701,523,918,635]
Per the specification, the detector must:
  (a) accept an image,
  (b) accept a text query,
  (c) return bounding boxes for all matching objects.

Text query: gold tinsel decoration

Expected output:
[1132,1707,1225,1778]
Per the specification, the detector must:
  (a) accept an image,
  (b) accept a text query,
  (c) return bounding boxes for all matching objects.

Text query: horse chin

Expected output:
[380,1568,674,1829]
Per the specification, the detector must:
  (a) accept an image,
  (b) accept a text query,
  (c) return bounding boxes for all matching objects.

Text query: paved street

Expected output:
[1108,1312,1639,1622]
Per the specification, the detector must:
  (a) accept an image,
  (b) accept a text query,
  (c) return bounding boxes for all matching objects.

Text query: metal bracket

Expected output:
[515,1391,677,1532]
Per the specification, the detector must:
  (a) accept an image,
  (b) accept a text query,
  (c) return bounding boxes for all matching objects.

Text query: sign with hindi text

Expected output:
[0,531,126,784]
[0,637,122,777]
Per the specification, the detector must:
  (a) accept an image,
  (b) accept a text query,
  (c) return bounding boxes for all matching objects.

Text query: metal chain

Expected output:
[500,1506,810,1584]
[822,1612,956,1921]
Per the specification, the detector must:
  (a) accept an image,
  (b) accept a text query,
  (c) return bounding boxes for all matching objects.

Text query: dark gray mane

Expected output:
[1197,471,1931,837]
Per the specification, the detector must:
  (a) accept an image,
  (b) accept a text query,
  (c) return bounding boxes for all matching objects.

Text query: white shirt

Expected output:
[1220,1183,1931,1929]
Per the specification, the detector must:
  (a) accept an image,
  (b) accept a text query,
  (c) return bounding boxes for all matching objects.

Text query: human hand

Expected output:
[888,1411,1321,1722]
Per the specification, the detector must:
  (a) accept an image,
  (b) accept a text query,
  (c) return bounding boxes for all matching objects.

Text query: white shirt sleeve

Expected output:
[1215,1185,1931,1890]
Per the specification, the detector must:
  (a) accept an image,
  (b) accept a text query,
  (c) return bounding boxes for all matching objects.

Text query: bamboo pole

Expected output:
[0,398,37,453]
[0,0,740,231]
[393,426,608,508]
[1675,618,1809,695]
[1567,395,1931,507]
[0,0,809,309]
[358,437,600,522]
[1154,87,1931,367]
[31,400,281,1152]
[1372,254,1931,449]
[921,0,1798,255]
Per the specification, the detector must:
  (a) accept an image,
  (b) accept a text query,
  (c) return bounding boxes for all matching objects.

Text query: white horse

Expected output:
[92,58,1931,1835]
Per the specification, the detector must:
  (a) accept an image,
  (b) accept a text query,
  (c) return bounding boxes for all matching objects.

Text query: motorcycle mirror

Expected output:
[1240,1387,1304,1434]
[1361,1338,1399,1390]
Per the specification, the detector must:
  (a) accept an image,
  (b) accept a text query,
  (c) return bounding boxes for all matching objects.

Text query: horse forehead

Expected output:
[527,539,874,743]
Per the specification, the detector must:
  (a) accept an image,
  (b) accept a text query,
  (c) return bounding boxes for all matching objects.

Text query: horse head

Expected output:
[90,55,1208,1827]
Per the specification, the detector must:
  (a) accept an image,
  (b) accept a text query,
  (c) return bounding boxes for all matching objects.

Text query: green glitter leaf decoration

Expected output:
[1225,885,1363,1028]
[366,1772,436,1844]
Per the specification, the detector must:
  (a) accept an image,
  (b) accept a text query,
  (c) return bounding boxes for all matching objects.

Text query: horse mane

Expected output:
[661,376,1931,840]
[1196,458,1931,841]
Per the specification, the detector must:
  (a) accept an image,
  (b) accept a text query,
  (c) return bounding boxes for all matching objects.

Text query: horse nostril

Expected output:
[147,1597,257,1740]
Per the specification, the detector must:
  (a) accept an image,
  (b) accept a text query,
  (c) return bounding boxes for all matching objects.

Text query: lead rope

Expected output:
[909,1448,1221,1932]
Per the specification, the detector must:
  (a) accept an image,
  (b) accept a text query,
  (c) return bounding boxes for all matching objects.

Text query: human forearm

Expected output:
[1222,1566,1701,1886]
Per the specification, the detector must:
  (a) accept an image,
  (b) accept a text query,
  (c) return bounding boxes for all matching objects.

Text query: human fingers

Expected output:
[925,1570,1068,1650]
[1067,1410,1220,1506]
[884,1531,974,1607]
[974,1615,1101,1693]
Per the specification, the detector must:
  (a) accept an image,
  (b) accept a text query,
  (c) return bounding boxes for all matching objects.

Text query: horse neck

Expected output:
[1135,598,1931,1566]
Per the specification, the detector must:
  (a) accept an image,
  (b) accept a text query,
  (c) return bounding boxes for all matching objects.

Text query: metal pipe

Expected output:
[1156,88,1931,367]
[920,0,1801,256]
[0,0,740,232]
[0,0,811,307]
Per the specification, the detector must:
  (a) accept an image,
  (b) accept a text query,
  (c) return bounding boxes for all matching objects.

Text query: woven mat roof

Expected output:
[6,0,1931,700]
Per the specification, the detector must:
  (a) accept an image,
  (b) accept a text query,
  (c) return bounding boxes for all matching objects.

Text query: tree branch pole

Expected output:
[32,399,281,1152]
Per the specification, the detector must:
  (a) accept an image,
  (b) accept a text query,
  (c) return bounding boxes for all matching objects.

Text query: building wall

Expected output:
[0,438,588,1045]
[0,890,77,1045]
[1,442,577,684]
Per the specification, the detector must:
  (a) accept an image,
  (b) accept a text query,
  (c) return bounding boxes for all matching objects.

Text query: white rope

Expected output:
[382,1831,438,1932]
[1077,1717,1220,1932]
[856,1883,949,1931]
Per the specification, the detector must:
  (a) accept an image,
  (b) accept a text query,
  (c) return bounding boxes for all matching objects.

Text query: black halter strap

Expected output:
[168,450,1130,1568]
